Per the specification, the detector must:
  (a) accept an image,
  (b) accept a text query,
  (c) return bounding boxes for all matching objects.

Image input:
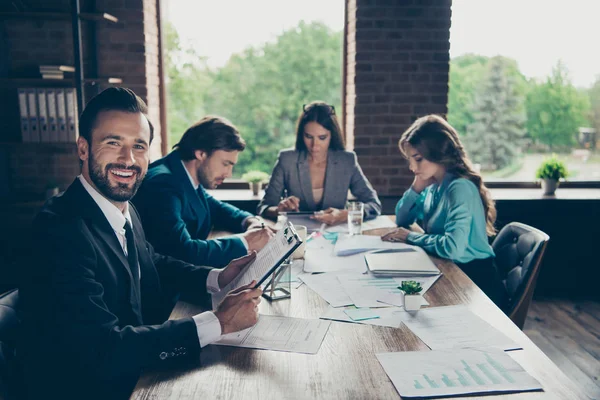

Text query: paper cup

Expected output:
[292,225,307,259]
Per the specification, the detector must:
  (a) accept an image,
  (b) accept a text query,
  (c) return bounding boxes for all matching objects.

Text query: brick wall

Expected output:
[346,0,451,196]
[1,0,162,199]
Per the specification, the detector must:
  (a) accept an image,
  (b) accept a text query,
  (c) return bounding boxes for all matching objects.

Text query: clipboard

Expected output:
[253,222,302,288]
[211,221,302,308]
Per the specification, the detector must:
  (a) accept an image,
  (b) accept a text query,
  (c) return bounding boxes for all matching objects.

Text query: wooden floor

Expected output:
[524,298,600,400]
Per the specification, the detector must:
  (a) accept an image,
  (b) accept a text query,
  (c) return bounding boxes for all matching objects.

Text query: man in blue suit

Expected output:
[133,116,273,268]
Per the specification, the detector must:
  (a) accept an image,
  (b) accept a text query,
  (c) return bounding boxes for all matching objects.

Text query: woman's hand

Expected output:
[411,175,436,193]
[381,227,411,243]
[311,207,348,225]
[277,196,300,212]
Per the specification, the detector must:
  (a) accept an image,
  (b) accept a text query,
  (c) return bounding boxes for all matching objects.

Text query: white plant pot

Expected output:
[541,179,559,195]
[404,294,423,311]
[250,182,261,196]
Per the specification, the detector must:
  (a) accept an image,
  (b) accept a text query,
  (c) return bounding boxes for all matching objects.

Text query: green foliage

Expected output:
[399,280,423,295]
[466,56,527,170]
[535,154,568,180]
[165,20,343,177]
[525,61,591,150]
[241,170,270,183]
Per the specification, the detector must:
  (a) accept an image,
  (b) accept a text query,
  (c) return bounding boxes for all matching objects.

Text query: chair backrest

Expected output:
[493,222,550,329]
[0,289,20,400]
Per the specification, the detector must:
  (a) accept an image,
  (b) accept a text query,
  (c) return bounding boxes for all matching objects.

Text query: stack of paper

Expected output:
[333,235,414,256]
[365,248,440,276]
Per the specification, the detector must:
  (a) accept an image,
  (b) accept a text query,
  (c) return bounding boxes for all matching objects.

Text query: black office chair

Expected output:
[0,289,21,400]
[493,222,550,330]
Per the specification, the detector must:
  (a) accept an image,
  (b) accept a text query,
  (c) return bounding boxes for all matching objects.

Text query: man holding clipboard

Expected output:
[212,221,302,308]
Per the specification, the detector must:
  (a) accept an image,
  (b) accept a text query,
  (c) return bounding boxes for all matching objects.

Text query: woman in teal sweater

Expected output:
[382,115,508,310]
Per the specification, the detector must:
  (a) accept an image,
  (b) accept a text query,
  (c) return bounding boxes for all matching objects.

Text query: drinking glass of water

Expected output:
[346,201,364,235]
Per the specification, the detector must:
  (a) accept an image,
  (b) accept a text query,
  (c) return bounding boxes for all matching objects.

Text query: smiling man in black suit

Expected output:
[18,88,262,399]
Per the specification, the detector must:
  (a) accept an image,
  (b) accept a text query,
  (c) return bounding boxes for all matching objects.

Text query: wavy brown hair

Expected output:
[399,115,496,236]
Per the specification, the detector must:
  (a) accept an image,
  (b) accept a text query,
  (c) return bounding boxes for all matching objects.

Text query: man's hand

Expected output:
[412,175,436,193]
[381,227,411,243]
[242,227,274,252]
[245,217,277,234]
[277,196,300,212]
[311,207,348,225]
[214,281,262,335]
[218,252,257,289]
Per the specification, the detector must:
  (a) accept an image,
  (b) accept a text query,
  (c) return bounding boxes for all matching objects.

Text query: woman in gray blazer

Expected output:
[258,102,381,225]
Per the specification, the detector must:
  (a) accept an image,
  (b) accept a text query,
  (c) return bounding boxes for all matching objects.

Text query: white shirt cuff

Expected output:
[206,268,222,293]
[192,311,222,348]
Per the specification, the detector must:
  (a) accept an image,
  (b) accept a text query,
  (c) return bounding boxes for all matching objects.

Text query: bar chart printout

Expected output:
[376,348,543,398]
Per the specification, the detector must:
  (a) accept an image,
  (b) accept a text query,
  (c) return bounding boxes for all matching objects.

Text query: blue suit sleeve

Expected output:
[348,153,381,220]
[395,187,426,227]
[405,181,473,260]
[137,181,247,268]
[204,191,253,233]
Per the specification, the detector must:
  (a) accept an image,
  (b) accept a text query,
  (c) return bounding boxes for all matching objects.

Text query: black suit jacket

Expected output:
[18,179,213,399]
[133,151,252,267]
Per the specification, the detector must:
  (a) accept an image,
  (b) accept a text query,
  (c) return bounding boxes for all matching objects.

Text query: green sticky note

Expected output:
[343,308,380,321]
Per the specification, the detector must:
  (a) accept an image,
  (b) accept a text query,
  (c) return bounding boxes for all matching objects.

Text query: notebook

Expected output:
[365,248,440,276]
[333,234,414,256]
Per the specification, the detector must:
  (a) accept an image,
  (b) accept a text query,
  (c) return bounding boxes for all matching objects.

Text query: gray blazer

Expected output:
[258,149,381,220]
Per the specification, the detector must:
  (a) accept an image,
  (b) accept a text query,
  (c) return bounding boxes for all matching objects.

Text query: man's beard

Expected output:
[196,165,217,189]
[88,152,144,202]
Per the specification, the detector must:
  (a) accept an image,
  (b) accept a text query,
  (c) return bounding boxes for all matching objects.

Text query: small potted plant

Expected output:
[399,280,423,311]
[535,154,568,195]
[242,171,269,195]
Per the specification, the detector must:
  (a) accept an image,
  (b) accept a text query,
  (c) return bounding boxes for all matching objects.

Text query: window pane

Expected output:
[448,0,600,182]
[163,0,344,178]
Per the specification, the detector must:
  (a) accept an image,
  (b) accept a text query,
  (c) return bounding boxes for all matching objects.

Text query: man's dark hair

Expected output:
[173,116,246,161]
[78,87,154,144]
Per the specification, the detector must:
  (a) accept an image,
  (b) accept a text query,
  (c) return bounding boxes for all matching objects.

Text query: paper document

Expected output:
[303,235,367,273]
[334,234,415,256]
[212,222,300,308]
[377,348,542,398]
[321,306,406,328]
[300,273,353,307]
[215,315,331,354]
[324,216,396,233]
[337,272,440,309]
[397,305,520,351]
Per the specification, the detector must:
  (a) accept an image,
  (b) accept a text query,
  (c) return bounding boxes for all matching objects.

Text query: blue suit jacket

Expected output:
[133,151,252,267]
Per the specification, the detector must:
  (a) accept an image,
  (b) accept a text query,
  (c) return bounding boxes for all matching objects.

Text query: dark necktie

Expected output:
[123,220,140,283]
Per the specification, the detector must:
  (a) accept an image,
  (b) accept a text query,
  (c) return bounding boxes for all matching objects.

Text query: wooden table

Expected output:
[132,223,587,400]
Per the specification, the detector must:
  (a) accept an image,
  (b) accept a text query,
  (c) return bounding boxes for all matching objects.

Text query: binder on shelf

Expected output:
[46,89,58,142]
[36,88,49,142]
[26,88,40,142]
[56,89,68,142]
[39,65,75,73]
[17,88,30,142]
[65,88,78,142]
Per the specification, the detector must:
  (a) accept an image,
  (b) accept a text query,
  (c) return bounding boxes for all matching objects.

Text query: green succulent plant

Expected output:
[535,155,568,181]
[241,170,270,183]
[399,280,423,295]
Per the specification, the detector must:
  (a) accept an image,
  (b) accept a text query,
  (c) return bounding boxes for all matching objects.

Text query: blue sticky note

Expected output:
[344,308,380,321]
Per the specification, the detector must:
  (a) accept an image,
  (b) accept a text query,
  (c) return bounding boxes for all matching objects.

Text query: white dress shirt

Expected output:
[78,175,222,347]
